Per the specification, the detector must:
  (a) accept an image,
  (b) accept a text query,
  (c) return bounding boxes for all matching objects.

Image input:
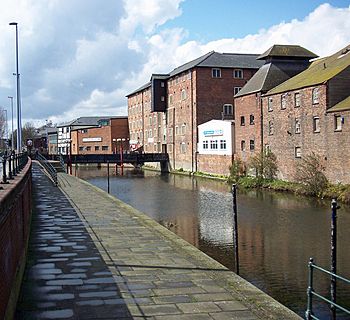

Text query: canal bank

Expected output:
[56,171,300,319]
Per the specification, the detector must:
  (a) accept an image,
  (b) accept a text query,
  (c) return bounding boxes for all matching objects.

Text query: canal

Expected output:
[76,166,350,319]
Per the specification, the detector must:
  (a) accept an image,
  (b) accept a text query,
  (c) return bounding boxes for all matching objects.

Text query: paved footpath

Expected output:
[15,163,301,319]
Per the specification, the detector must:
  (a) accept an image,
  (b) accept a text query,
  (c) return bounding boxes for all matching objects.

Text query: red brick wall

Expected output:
[262,84,350,184]
[234,93,262,165]
[197,154,233,176]
[0,159,32,319]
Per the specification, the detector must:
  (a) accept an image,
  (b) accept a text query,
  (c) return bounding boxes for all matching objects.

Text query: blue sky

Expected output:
[0,0,349,126]
[162,0,350,41]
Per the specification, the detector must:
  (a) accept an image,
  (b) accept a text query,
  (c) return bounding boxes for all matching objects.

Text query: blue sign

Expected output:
[204,129,223,136]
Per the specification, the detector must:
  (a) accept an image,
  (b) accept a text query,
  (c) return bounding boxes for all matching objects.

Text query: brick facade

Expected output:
[71,117,129,155]
[127,53,261,172]
[234,93,263,165]
[263,84,350,184]
[197,154,233,176]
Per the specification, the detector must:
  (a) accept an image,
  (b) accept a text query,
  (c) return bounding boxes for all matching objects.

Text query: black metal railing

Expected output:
[35,152,58,186]
[1,151,28,185]
[58,153,66,171]
[306,258,350,319]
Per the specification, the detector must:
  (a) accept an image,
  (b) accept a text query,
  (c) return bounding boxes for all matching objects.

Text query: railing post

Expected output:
[331,199,338,320]
[2,152,8,184]
[306,257,314,320]
[8,152,12,180]
[107,161,110,194]
[12,151,17,176]
[232,184,239,275]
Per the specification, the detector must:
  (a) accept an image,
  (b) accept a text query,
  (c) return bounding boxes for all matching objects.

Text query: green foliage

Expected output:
[295,152,328,196]
[228,158,245,183]
[249,150,278,180]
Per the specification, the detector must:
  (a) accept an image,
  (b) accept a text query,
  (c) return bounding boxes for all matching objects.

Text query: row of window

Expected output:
[203,140,227,150]
[240,140,255,151]
[240,114,255,126]
[267,115,343,135]
[212,68,244,79]
[168,89,188,104]
[268,87,320,111]
[78,146,109,151]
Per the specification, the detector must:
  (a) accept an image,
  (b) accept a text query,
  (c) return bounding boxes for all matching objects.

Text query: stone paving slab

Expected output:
[15,163,301,319]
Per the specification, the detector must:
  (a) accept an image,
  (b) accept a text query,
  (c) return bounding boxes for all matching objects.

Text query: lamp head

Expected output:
[9,22,18,26]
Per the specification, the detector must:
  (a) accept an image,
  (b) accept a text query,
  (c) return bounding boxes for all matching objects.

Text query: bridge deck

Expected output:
[16,164,300,319]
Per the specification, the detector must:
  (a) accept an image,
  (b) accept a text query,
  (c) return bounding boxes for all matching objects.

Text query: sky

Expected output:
[1,0,350,128]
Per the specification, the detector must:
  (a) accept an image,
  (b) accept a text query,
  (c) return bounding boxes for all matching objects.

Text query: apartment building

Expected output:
[127,51,264,172]
[234,45,318,167]
[262,44,350,183]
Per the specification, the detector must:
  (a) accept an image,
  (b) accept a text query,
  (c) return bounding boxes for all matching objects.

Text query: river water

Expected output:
[76,166,350,319]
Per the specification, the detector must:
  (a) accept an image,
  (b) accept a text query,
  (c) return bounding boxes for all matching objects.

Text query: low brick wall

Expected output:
[0,159,32,320]
[197,153,233,176]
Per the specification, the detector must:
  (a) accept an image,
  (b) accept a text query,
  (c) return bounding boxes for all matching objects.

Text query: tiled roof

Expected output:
[126,81,151,97]
[266,44,350,96]
[327,95,350,113]
[235,61,309,97]
[58,116,121,128]
[257,44,318,60]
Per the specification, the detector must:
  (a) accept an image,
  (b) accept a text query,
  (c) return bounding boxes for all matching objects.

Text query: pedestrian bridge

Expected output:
[58,153,170,172]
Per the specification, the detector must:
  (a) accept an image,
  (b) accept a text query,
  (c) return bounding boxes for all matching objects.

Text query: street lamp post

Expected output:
[9,22,22,153]
[8,96,14,150]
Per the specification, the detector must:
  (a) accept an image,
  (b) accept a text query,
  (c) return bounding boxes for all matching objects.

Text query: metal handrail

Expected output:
[58,153,66,171]
[1,151,28,186]
[306,258,350,319]
[36,153,58,186]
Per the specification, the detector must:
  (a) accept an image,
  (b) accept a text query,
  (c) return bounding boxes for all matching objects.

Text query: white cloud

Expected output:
[0,1,349,127]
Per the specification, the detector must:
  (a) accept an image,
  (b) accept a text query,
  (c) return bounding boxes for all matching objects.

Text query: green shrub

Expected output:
[249,150,278,181]
[295,152,328,196]
[229,158,245,183]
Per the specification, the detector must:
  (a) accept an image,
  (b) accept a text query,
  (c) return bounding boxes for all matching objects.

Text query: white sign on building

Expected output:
[82,137,102,142]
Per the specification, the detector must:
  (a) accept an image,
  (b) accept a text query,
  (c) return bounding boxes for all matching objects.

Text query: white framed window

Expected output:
[149,117,152,126]
[175,126,179,135]
[250,140,255,151]
[281,93,287,110]
[161,82,165,87]
[295,92,301,107]
[223,104,233,115]
[181,123,186,135]
[168,94,173,105]
[181,89,187,100]
[161,96,165,102]
[241,140,246,151]
[220,140,226,149]
[212,68,221,78]
[295,118,301,134]
[233,69,243,79]
[312,87,319,104]
[234,87,242,95]
[180,142,186,153]
[203,140,208,149]
[268,97,273,112]
[295,147,301,158]
[250,114,255,125]
[313,117,320,133]
[334,115,342,131]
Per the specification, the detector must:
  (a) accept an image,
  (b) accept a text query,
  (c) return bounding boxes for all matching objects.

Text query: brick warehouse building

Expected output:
[127,51,263,172]
[234,45,318,167]
[262,44,350,184]
[62,116,129,155]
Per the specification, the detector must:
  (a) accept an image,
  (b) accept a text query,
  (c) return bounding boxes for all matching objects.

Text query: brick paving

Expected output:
[15,163,301,319]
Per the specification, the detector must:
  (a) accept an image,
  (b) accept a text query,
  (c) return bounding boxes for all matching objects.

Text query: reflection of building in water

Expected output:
[167,216,200,248]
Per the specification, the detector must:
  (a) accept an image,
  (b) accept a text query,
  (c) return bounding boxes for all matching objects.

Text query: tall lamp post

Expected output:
[8,96,14,150]
[9,22,22,153]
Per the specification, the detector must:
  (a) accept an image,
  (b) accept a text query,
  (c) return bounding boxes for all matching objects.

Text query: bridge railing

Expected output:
[35,153,58,186]
[1,151,28,185]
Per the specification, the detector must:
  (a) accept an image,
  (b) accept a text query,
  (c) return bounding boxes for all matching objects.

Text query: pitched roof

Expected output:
[266,44,350,96]
[58,116,120,128]
[126,81,151,97]
[169,51,263,77]
[327,95,350,113]
[235,60,310,97]
[257,44,318,60]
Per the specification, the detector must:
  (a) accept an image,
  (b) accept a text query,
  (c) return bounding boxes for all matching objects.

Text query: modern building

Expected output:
[70,117,129,155]
[197,120,234,176]
[234,45,318,167]
[127,51,264,172]
[262,44,350,183]
[57,116,128,155]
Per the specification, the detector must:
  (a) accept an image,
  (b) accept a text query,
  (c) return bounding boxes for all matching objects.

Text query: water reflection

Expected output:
[76,166,350,319]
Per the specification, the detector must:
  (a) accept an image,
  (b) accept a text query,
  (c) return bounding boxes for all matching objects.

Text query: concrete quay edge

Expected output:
[58,172,302,320]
